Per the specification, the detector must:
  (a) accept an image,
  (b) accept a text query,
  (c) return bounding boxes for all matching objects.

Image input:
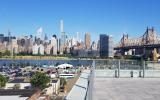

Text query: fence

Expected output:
[87,60,160,100]
[94,59,160,78]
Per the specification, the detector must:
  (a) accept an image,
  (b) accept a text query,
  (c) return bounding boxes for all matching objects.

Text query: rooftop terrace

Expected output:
[93,78,160,100]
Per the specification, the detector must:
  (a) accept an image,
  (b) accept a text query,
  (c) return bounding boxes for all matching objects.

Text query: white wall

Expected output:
[32,44,39,55]
[5,83,31,89]
[46,79,60,95]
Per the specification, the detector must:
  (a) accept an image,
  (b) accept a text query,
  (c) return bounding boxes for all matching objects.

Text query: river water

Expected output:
[0,59,93,67]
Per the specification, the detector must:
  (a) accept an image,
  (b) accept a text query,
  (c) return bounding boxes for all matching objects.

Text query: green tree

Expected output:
[30,72,50,89]
[4,50,10,56]
[0,52,2,58]
[0,74,7,88]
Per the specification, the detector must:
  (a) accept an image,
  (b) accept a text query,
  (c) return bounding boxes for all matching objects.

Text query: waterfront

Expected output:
[1,58,160,100]
[0,58,92,99]
[0,59,93,67]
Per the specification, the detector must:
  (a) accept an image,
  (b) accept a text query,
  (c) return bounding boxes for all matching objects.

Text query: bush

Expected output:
[3,50,10,56]
[0,74,7,88]
[30,72,50,89]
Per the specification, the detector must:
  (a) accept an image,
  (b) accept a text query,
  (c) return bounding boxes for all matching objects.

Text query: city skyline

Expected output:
[0,0,160,43]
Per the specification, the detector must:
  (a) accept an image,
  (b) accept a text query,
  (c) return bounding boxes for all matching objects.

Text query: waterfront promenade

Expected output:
[93,78,160,100]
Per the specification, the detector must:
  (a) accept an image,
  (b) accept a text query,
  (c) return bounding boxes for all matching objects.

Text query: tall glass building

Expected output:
[100,34,113,58]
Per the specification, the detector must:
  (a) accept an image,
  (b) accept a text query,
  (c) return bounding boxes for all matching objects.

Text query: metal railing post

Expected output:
[118,60,120,78]
[143,61,145,78]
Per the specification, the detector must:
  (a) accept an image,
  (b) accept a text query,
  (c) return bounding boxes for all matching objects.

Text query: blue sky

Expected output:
[0,0,160,43]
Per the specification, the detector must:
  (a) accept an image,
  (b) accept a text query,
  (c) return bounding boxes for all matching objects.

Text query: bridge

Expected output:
[114,27,160,59]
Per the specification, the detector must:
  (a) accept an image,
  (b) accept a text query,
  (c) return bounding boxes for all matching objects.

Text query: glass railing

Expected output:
[93,59,160,78]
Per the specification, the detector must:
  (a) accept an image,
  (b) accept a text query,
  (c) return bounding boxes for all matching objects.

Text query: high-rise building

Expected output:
[100,34,113,58]
[60,20,64,33]
[45,44,52,55]
[76,32,79,42]
[44,34,48,42]
[85,33,91,49]
[51,35,57,55]
[32,44,44,55]
[39,44,44,55]
[11,38,18,54]
[60,20,67,54]
[91,41,97,51]
[36,27,43,39]
[32,44,39,55]
[0,34,4,43]
[97,40,100,51]
[28,36,34,54]
[57,38,60,53]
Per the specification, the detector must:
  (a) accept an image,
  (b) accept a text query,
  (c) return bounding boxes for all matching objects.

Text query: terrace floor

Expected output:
[93,78,160,100]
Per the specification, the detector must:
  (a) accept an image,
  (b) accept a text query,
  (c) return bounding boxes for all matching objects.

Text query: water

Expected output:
[0,59,93,67]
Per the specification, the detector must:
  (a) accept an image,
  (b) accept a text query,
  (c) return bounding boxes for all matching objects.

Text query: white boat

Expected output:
[49,65,55,68]
[42,65,48,68]
[56,63,73,69]
[59,73,75,78]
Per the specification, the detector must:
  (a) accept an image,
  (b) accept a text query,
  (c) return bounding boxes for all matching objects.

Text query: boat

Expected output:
[59,73,75,78]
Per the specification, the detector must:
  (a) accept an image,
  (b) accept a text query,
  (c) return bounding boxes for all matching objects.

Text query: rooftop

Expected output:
[52,79,58,83]
[0,89,37,97]
[9,78,30,83]
[92,78,160,100]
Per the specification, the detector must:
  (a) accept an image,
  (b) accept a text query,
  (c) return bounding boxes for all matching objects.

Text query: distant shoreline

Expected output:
[0,56,116,60]
[0,56,75,60]
[0,56,100,60]
[0,56,140,61]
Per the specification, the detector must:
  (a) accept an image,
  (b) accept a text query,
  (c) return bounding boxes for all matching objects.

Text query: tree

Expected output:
[0,74,7,88]
[3,50,10,56]
[0,52,2,58]
[30,72,50,89]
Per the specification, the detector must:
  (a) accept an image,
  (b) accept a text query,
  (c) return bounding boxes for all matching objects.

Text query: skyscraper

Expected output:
[0,34,4,43]
[91,41,97,51]
[76,32,79,42]
[85,33,91,49]
[108,35,114,57]
[51,35,57,55]
[100,34,113,58]
[60,20,64,33]
[44,34,48,41]
[60,20,67,54]
[36,27,43,39]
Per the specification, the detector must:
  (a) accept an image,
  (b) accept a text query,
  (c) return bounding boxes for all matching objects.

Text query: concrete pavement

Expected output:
[93,78,160,100]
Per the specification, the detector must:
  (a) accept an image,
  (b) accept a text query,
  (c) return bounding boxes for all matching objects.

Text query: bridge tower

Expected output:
[120,34,128,47]
[142,27,156,44]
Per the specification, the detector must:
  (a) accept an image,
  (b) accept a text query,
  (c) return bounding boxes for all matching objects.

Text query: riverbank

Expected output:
[0,56,141,61]
[0,56,75,60]
[0,56,101,60]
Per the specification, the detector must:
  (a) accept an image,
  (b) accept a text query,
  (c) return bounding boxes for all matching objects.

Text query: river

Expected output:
[0,59,93,67]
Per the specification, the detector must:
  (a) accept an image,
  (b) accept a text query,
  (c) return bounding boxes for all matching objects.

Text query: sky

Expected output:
[0,0,160,43]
